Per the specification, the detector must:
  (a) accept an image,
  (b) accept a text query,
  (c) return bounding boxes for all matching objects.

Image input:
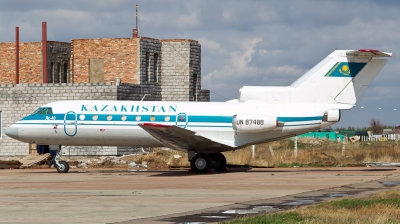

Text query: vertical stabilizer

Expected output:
[238,49,391,106]
[290,49,391,105]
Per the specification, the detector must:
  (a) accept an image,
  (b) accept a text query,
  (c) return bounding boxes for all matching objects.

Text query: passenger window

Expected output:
[46,108,53,114]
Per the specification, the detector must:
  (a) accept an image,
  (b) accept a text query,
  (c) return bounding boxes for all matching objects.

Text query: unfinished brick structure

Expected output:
[0,35,209,157]
[0,41,71,85]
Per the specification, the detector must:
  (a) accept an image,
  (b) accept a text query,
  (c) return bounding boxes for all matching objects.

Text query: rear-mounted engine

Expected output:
[232,114,278,133]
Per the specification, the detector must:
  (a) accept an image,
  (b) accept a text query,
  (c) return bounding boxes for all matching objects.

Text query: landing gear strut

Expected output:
[51,145,70,173]
[189,152,227,173]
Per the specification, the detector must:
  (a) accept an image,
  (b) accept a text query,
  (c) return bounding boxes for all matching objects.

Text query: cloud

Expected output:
[0,0,399,127]
[204,38,261,82]
[198,37,226,54]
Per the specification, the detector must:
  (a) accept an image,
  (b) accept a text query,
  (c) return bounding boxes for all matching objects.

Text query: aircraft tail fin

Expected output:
[238,49,392,106]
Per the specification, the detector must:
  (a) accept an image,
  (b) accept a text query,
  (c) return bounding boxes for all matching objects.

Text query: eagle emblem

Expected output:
[339,64,351,76]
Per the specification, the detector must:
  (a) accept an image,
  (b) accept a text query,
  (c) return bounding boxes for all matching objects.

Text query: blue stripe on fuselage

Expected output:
[21,114,322,124]
[22,114,234,123]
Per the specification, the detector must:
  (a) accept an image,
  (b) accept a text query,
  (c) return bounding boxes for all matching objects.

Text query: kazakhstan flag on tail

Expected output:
[324,62,366,78]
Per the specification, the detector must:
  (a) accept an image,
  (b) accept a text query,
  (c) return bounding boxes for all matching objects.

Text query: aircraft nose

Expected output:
[5,126,19,140]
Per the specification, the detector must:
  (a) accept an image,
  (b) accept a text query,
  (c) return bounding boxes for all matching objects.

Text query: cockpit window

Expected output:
[33,107,53,115]
[46,108,53,114]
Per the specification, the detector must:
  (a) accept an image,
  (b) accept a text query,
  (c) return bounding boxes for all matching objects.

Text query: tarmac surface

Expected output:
[1,167,400,224]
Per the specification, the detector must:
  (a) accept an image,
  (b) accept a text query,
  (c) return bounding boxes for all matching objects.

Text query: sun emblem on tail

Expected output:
[339,64,351,75]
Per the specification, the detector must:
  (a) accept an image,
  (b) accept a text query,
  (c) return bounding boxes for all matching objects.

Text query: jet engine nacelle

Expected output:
[232,114,278,133]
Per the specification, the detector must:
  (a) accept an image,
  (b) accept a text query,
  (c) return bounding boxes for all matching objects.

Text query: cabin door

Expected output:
[176,112,188,128]
[63,111,78,137]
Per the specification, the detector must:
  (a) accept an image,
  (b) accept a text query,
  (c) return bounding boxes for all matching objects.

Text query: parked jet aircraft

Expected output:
[6,49,392,173]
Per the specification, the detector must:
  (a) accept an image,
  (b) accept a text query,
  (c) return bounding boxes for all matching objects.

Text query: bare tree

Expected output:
[370,118,383,134]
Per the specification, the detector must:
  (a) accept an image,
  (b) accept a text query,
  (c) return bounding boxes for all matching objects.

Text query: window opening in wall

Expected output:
[49,62,54,83]
[145,52,150,82]
[62,63,68,83]
[154,53,159,82]
[54,63,60,83]
[192,74,198,101]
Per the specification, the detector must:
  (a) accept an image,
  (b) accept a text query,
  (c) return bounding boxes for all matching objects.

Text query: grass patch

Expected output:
[222,190,400,224]
[225,212,304,224]
[222,139,400,168]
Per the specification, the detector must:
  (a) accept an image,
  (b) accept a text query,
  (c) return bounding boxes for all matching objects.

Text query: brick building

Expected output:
[0,35,209,157]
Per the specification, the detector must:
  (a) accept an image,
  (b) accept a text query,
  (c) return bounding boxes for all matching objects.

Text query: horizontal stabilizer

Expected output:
[346,49,392,58]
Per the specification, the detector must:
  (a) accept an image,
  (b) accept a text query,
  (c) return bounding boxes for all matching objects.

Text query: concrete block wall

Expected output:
[0,82,165,157]
[139,37,162,84]
[160,39,209,102]
[160,40,192,101]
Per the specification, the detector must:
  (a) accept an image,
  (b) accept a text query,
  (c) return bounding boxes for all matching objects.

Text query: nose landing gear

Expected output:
[51,145,70,173]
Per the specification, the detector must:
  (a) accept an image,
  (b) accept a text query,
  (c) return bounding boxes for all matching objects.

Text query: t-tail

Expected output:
[238,49,392,108]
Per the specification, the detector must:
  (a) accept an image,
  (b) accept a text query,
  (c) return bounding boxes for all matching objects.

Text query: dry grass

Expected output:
[225,189,400,224]
[223,139,400,167]
[34,139,399,169]
[292,189,400,224]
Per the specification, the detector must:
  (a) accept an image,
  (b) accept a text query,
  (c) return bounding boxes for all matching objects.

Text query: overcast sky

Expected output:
[0,0,399,128]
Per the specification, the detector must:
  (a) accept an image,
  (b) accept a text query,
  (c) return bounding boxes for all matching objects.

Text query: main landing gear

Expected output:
[189,152,227,173]
[51,145,70,173]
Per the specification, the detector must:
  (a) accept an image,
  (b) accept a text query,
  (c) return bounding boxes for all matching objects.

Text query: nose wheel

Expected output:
[54,149,70,173]
[56,161,70,173]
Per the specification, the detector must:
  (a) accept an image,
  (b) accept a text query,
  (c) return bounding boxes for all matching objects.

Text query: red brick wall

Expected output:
[20,43,42,83]
[71,38,139,84]
[0,42,42,84]
[0,43,15,84]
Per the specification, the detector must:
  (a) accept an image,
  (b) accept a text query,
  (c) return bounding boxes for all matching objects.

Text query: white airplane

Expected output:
[5,49,392,173]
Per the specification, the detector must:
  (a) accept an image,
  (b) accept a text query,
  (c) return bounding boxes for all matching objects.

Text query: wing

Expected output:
[138,123,233,153]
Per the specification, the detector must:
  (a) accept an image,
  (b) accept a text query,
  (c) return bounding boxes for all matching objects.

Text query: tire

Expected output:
[56,161,70,173]
[190,153,212,173]
[209,152,227,171]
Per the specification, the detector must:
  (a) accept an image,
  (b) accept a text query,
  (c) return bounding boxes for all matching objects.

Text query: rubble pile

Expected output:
[70,156,127,169]
[298,137,331,146]
[68,155,154,169]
